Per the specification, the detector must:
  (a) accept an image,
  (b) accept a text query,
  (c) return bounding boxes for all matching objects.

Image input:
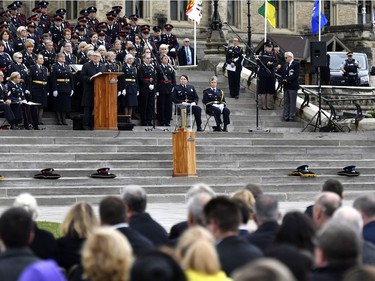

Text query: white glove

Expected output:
[170,48,176,52]
[190,102,196,106]
[156,92,159,96]
[149,84,154,90]
[122,89,126,96]
[137,91,139,96]
[70,90,74,97]
[25,90,30,95]
[118,91,121,96]
[47,92,50,96]
[53,90,58,97]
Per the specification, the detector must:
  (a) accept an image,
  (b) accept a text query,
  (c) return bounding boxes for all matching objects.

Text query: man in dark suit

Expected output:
[81,51,106,130]
[204,196,263,276]
[99,196,154,256]
[0,207,40,281]
[177,38,195,66]
[122,185,170,247]
[282,51,300,121]
[246,194,280,252]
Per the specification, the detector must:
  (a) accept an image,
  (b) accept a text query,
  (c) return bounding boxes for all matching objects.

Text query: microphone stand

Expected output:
[141,36,169,132]
[223,22,271,133]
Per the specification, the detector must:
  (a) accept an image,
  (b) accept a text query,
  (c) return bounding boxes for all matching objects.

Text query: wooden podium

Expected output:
[93,72,122,130]
[172,128,197,177]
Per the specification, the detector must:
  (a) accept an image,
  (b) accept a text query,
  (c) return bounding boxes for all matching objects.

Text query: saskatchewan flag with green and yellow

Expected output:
[258,0,276,28]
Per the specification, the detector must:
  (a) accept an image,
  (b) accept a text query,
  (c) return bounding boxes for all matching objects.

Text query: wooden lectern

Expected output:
[172,128,197,177]
[93,72,122,130]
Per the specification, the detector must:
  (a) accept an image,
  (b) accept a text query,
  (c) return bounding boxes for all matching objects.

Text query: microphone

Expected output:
[223,22,228,24]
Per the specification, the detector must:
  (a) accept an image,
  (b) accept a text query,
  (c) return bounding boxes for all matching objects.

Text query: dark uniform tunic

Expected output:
[50,62,74,112]
[50,25,63,45]
[0,83,16,125]
[9,62,28,92]
[22,51,36,68]
[257,50,277,94]
[28,64,49,107]
[156,63,176,126]
[225,45,243,98]
[0,52,12,78]
[171,84,202,128]
[41,50,56,71]
[137,62,157,125]
[119,63,138,108]
[203,87,230,128]
[13,37,26,53]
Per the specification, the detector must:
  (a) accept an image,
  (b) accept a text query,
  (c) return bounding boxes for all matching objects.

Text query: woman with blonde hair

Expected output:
[231,189,257,233]
[82,227,133,281]
[175,226,232,281]
[56,202,98,272]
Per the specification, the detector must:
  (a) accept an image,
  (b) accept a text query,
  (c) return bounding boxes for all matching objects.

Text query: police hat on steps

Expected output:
[337,165,360,177]
[0,174,4,180]
[34,168,61,179]
[91,167,116,178]
[288,165,316,177]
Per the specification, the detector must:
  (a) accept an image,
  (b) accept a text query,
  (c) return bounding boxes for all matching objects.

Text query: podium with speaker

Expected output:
[92,72,123,130]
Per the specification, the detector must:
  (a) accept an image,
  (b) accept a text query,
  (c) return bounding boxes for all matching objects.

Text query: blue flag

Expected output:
[311,0,328,35]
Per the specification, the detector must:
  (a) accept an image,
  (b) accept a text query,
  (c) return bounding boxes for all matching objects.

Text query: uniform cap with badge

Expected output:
[87,6,97,14]
[38,1,49,8]
[288,165,316,177]
[34,168,61,179]
[7,2,18,10]
[140,24,150,34]
[337,165,360,177]
[129,14,138,21]
[56,8,67,16]
[90,167,116,178]
[164,23,174,31]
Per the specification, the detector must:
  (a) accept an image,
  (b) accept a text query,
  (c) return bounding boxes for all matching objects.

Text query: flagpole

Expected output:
[264,0,267,42]
[318,0,321,41]
[194,20,197,66]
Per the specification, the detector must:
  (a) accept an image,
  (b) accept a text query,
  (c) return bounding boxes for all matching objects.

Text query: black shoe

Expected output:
[229,96,235,98]
[289,117,295,122]
[165,123,170,126]
[10,124,19,130]
[39,122,44,125]
[284,118,289,122]
[235,96,239,99]
[33,126,40,130]
[197,126,203,131]
[223,126,228,132]
[61,120,68,125]
[213,126,222,132]
[57,120,62,125]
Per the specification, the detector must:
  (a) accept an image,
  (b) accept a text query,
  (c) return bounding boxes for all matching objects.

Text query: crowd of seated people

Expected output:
[0,1,214,130]
[1,179,374,281]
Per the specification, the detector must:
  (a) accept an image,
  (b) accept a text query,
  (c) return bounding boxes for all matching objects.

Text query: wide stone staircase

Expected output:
[0,70,374,206]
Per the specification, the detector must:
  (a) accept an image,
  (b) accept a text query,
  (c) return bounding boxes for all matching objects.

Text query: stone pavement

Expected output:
[0,200,353,232]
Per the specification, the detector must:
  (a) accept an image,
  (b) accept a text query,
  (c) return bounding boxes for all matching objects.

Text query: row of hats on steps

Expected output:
[0,168,116,179]
[288,165,360,177]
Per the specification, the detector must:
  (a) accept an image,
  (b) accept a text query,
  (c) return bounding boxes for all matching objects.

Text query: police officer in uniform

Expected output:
[50,52,74,125]
[160,24,179,60]
[7,2,22,36]
[118,54,138,122]
[156,54,176,126]
[340,51,361,86]
[105,13,118,45]
[40,39,56,71]
[87,6,99,34]
[137,53,157,126]
[225,37,243,99]
[0,70,17,129]
[172,74,203,131]
[38,1,51,34]
[129,15,140,39]
[203,76,230,132]
[50,15,64,46]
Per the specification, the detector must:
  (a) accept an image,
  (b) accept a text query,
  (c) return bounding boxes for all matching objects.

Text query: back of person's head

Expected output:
[186,183,215,201]
[316,219,361,266]
[266,245,312,281]
[13,193,38,220]
[18,260,67,281]
[204,196,241,233]
[60,202,98,238]
[353,194,375,218]
[232,258,297,281]
[332,206,363,232]
[187,192,213,226]
[273,211,315,253]
[122,185,147,214]
[0,207,33,248]
[175,226,215,262]
[254,194,279,224]
[82,227,133,281]
[322,179,344,198]
[232,189,255,218]
[342,265,375,281]
[313,192,342,221]
[130,250,186,281]
[232,198,251,224]
[99,196,127,225]
[244,183,263,199]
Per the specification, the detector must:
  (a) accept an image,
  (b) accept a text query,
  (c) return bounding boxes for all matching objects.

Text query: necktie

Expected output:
[186,48,191,64]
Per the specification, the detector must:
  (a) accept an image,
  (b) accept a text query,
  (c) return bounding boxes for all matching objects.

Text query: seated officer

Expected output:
[171,74,202,131]
[203,76,230,132]
[0,70,17,129]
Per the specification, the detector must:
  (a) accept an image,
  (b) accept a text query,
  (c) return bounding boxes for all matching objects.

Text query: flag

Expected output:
[258,0,276,28]
[311,0,328,35]
[186,0,203,24]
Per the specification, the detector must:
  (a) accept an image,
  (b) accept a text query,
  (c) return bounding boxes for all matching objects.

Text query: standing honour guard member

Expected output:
[225,37,243,99]
[50,52,74,125]
[157,54,176,126]
[118,54,138,124]
[203,76,230,132]
[256,42,277,110]
[87,6,99,34]
[137,53,157,126]
[28,54,49,126]
[160,24,179,60]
